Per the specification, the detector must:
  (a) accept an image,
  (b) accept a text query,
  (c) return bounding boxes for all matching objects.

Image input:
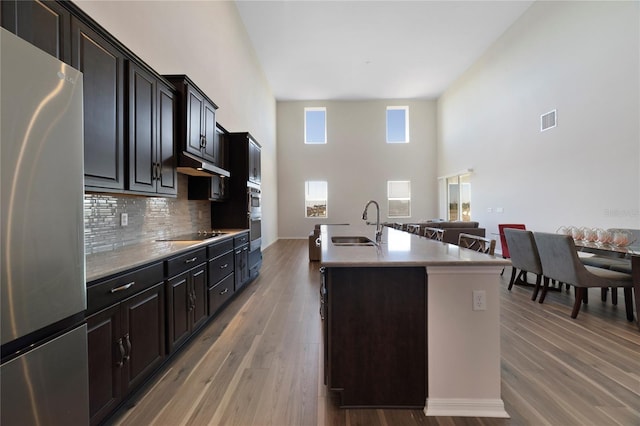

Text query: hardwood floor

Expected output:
[111,239,640,426]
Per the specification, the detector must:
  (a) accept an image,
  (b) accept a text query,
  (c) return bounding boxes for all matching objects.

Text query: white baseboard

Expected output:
[423,398,510,418]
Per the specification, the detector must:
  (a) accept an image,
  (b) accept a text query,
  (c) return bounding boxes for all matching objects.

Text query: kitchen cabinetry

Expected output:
[165,75,224,168]
[212,133,262,281]
[127,61,177,195]
[71,16,126,191]
[207,239,235,315]
[0,0,71,63]
[86,263,165,426]
[4,0,178,195]
[234,233,250,291]
[188,125,229,201]
[248,138,261,185]
[323,266,426,407]
[166,248,208,353]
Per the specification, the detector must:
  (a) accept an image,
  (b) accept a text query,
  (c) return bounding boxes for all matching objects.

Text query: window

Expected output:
[386,106,409,143]
[304,107,326,144]
[387,180,411,218]
[305,180,328,218]
[446,173,471,221]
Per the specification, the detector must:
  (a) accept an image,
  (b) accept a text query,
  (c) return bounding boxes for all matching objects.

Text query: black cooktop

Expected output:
[157,231,227,241]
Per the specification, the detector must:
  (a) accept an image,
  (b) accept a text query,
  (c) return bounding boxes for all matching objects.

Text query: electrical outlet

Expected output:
[496,207,504,213]
[487,207,493,213]
[473,290,486,311]
[121,213,128,227]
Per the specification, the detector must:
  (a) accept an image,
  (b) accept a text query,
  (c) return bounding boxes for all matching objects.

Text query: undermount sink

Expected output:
[331,236,376,246]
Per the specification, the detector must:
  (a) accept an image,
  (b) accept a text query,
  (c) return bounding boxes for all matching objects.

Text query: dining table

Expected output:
[575,240,640,330]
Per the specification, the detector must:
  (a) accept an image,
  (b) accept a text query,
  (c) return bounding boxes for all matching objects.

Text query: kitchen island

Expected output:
[319,224,510,418]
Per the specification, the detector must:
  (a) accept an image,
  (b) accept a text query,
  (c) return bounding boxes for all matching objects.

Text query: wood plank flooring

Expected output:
[111,239,640,426]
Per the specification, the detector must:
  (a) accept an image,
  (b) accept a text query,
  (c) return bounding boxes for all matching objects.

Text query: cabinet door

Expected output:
[201,99,217,163]
[166,272,191,353]
[120,283,165,394]
[1,0,71,63]
[234,245,249,291]
[156,81,177,195]
[127,61,156,193]
[248,140,261,185]
[185,86,204,158]
[71,17,125,190]
[191,264,208,330]
[87,304,122,426]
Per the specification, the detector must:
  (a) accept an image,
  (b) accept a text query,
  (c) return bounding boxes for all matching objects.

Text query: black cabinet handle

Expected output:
[188,290,195,311]
[220,288,229,295]
[123,333,131,361]
[220,263,228,269]
[184,257,198,264]
[116,338,125,367]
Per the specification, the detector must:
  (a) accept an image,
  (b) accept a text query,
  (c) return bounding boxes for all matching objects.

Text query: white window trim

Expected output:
[304,107,327,144]
[386,106,410,144]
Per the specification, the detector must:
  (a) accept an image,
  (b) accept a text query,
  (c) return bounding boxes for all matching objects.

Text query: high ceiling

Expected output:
[235,0,534,100]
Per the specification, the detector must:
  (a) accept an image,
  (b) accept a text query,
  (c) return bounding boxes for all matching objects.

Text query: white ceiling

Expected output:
[235,0,534,101]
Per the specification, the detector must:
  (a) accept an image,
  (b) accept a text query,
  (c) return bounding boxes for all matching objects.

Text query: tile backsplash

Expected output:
[84,175,211,254]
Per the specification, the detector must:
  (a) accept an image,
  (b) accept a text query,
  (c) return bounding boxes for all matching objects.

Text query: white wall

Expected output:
[438,0,640,247]
[75,0,278,248]
[277,100,438,238]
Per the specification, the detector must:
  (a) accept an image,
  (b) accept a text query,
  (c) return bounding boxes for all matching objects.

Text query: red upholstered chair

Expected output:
[498,224,526,259]
[498,224,526,277]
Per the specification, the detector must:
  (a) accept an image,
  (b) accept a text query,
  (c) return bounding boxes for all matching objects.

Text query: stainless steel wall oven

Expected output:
[248,186,261,251]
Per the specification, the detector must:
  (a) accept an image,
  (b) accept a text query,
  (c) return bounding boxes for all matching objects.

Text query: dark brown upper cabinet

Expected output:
[164,75,224,168]
[1,0,71,63]
[248,137,261,185]
[71,16,126,191]
[127,61,177,196]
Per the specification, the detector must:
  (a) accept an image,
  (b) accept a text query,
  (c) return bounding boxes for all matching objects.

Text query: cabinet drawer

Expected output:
[166,248,207,277]
[208,273,235,316]
[209,251,234,284]
[234,233,249,247]
[207,238,233,259]
[87,262,164,314]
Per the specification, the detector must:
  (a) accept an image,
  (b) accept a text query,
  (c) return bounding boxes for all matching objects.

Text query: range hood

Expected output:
[176,151,230,178]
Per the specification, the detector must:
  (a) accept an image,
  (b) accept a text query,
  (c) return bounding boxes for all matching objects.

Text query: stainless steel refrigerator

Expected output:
[1,28,89,424]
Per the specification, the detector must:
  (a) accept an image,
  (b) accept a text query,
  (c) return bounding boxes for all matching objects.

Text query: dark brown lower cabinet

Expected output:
[87,282,165,426]
[324,267,427,408]
[234,243,249,291]
[166,249,208,353]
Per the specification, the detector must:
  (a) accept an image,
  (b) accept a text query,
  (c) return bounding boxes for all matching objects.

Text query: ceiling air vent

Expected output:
[540,109,557,132]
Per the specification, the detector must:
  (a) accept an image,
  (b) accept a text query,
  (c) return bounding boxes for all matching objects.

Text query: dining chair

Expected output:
[503,228,544,300]
[533,232,635,321]
[423,227,444,242]
[498,224,526,259]
[458,233,496,255]
[407,224,421,235]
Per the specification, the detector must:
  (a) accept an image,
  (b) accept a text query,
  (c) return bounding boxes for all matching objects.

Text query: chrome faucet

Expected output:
[362,200,382,244]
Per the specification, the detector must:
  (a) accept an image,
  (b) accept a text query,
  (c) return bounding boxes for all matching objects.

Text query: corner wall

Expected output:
[438,1,640,242]
[277,100,438,238]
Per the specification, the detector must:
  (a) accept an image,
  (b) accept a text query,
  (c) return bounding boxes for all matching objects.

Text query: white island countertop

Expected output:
[320,224,511,267]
